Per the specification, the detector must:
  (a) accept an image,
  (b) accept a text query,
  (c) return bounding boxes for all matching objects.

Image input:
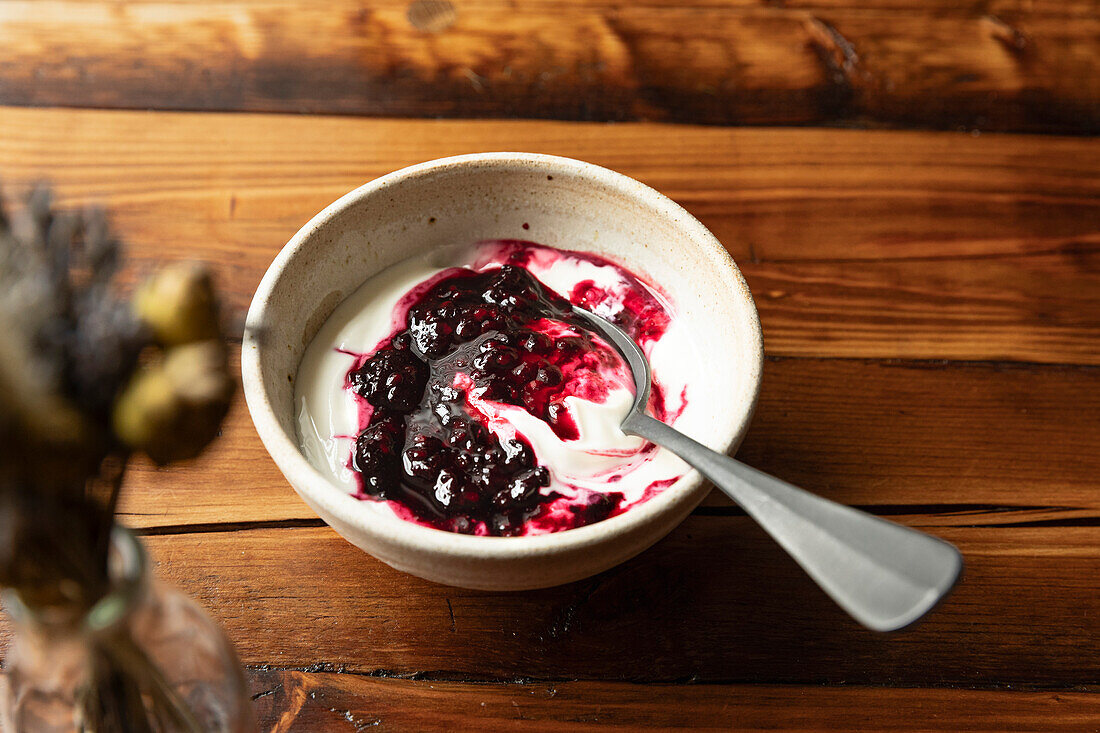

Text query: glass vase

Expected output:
[1,527,254,732]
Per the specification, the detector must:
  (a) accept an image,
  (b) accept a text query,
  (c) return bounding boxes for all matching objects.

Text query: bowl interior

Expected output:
[246,154,761,542]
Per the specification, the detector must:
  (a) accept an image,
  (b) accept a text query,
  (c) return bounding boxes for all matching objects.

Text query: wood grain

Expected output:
[1,1,1098,133]
[1,108,1097,365]
[1,106,1098,721]
[115,352,1100,528]
[247,671,1100,732]
[25,519,1087,686]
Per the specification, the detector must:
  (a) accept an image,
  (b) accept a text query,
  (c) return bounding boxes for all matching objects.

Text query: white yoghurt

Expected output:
[295,242,698,531]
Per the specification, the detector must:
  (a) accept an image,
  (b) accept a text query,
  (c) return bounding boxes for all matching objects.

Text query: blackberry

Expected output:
[349,349,427,412]
[352,420,404,493]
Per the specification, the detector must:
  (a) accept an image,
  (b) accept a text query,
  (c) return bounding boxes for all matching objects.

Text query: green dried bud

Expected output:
[133,263,220,346]
[112,341,233,464]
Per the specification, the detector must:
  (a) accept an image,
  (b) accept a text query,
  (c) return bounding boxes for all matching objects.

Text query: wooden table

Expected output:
[2,2,1100,730]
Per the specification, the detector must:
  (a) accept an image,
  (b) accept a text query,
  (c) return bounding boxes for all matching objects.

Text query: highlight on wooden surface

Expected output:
[1,0,1098,133]
[1,108,1097,367]
[247,671,1100,732]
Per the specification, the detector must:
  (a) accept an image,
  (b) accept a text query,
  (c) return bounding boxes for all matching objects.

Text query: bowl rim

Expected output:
[242,152,763,559]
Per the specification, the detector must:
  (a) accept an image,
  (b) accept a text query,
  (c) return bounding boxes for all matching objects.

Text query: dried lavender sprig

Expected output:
[0,184,232,731]
[0,184,149,608]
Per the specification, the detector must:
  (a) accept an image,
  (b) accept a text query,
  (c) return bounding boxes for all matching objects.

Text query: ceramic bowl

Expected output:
[242,153,763,590]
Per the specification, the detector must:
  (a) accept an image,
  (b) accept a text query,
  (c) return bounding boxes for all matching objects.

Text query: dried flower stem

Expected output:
[90,454,129,573]
[82,626,204,733]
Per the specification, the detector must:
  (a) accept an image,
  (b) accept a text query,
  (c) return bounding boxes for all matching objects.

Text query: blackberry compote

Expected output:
[345,262,633,536]
[286,240,692,537]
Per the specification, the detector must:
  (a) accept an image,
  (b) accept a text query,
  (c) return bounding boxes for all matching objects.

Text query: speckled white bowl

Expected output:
[243,153,763,590]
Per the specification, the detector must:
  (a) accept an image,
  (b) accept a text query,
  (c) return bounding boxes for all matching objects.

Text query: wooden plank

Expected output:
[247,671,1100,732]
[728,357,1100,516]
[115,353,1100,528]
[1,1,1098,133]
[0,519,1082,686]
[1,108,1097,365]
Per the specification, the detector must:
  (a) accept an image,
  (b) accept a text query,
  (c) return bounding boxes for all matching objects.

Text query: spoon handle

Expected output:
[624,413,963,631]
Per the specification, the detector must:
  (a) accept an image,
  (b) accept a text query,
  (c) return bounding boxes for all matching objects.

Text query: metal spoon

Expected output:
[571,305,963,631]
